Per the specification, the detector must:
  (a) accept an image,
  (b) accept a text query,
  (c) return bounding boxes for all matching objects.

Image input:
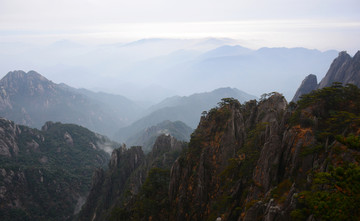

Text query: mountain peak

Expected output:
[317,50,358,89]
[0,70,56,97]
[293,49,360,101]
[353,50,360,61]
[338,50,351,59]
[292,74,318,102]
[1,70,49,84]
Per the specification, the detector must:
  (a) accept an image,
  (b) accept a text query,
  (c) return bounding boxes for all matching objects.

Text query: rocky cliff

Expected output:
[78,134,186,221]
[317,51,360,88]
[291,74,317,102]
[292,50,360,102]
[168,86,360,220]
[125,120,193,153]
[94,84,360,221]
[0,119,117,220]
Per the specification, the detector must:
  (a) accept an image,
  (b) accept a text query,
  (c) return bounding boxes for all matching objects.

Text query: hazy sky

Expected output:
[0,0,359,52]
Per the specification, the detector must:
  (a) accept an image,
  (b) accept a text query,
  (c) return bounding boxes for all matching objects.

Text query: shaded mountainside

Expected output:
[0,70,143,137]
[78,134,186,221]
[113,87,256,143]
[0,119,118,220]
[291,74,317,103]
[292,51,360,102]
[169,85,360,220]
[88,84,360,221]
[125,120,193,153]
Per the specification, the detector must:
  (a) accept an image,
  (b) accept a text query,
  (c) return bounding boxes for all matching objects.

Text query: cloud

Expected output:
[0,0,359,51]
[1,0,359,26]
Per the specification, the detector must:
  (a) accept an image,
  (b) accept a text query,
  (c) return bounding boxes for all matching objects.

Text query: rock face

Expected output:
[292,51,360,102]
[78,134,186,221]
[0,70,142,137]
[169,94,288,220]
[170,86,360,221]
[81,84,360,221]
[317,51,359,88]
[167,86,360,220]
[291,74,317,102]
[0,119,116,220]
[79,145,145,221]
[125,120,193,153]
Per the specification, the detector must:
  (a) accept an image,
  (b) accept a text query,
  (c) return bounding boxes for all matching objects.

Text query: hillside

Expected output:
[125,120,193,153]
[84,84,360,220]
[0,119,118,220]
[113,87,256,143]
[0,70,143,137]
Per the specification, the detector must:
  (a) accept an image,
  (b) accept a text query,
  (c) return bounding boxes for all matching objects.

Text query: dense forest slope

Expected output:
[88,84,360,221]
[0,120,117,220]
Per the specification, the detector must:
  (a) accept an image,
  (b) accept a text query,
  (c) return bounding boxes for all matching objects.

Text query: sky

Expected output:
[0,0,360,52]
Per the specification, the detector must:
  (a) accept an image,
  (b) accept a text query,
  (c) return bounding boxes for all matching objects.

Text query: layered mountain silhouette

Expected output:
[0,70,143,137]
[292,50,360,102]
[113,87,257,143]
[0,39,338,102]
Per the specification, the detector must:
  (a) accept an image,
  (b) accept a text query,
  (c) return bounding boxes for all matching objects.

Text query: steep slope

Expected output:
[168,85,360,220]
[78,134,186,221]
[293,50,360,102]
[318,51,360,88]
[125,120,193,153]
[113,87,256,142]
[0,119,117,220]
[291,74,318,102]
[0,70,142,136]
[169,95,288,220]
[82,84,360,220]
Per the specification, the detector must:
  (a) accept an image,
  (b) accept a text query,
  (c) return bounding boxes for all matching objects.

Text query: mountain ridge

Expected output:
[0,70,143,137]
[292,50,360,102]
[80,83,360,220]
[113,87,257,143]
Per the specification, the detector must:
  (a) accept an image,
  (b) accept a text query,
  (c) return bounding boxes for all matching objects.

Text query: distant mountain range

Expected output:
[292,50,360,102]
[0,70,144,137]
[0,70,258,147]
[0,38,338,102]
[113,87,257,143]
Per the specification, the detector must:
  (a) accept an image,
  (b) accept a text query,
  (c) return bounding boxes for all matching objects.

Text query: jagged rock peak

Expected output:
[1,70,49,83]
[258,92,287,119]
[353,50,360,60]
[152,134,183,153]
[293,50,360,102]
[41,121,55,131]
[338,50,351,59]
[109,145,144,169]
[292,74,318,102]
[317,51,353,89]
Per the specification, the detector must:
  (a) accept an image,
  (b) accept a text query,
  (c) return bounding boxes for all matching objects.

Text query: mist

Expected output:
[0,38,340,103]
